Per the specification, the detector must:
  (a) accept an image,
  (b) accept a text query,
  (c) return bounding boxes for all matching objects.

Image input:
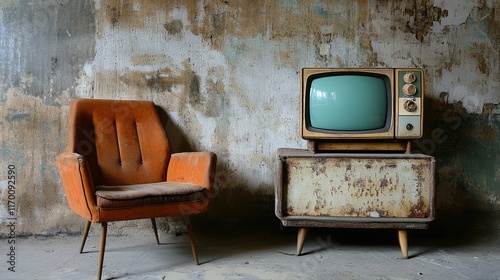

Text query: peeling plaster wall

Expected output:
[0,0,499,235]
[0,0,97,233]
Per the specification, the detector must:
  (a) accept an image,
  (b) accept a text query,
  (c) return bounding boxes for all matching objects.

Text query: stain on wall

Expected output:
[0,0,95,105]
[416,99,500,213]
[0,0,96,233]
[0,0,499,235]
[403,0,449,42]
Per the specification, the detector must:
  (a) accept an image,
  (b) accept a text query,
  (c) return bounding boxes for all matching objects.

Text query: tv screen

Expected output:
[307,74,390,132]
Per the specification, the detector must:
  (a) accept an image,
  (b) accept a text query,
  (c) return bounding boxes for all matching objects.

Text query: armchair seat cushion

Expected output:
[95,182,208,209]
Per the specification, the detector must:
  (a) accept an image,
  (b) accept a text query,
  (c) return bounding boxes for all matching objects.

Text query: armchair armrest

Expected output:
[56,152,98,222]
[166,152,217,193]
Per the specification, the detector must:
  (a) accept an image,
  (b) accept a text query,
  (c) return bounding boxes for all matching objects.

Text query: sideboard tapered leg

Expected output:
[297,227,308,256]
[398,229,408,259]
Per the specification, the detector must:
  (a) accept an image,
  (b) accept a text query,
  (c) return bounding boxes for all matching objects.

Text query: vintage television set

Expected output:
[275,67,434,257]
[300,68,424,152]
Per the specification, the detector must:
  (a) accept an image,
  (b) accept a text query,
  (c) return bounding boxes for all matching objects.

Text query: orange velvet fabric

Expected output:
[57,98,217,223]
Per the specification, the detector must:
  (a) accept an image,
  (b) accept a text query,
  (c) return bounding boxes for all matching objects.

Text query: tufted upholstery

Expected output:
[56,98,217,280]
[67,98,170,186]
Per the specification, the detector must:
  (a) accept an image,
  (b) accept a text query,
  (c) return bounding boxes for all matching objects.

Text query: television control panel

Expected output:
[396,68,424,138]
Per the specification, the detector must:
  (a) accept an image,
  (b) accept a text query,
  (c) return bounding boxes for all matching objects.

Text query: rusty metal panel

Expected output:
[276,149,435,224]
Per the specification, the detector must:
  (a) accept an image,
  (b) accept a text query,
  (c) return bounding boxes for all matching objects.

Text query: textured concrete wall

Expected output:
[0,0,499,235]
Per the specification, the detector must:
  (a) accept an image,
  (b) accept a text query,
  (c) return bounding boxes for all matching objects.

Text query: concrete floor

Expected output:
[3,220,500,280]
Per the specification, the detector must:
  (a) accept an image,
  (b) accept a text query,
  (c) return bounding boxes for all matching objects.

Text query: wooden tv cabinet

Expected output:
[275,148,435,258]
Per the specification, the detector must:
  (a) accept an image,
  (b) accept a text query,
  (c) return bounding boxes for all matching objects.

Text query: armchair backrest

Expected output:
[67,99,171,186]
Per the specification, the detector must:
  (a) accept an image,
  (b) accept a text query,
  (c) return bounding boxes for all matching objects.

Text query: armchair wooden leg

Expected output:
[187,222,199,265]
[80,221,91,253]
[151,218,160,244]
[98,223,108,280]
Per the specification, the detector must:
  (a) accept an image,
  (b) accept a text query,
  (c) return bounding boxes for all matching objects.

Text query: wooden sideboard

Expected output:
[275,148,435,257]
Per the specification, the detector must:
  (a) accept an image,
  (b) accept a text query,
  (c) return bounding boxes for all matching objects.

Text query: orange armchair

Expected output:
[56,98,217,280]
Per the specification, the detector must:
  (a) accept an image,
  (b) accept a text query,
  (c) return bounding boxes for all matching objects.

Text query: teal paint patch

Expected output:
[224,37,245,64]
[5,108,30,122]
[0,138,26,166]
[281,0,299,14]
[421,102,500,206]
[459,6,499,49]
[313,3,331,19]
[459,136,498,193]
[1,141,13,158]
[42,120,58,133]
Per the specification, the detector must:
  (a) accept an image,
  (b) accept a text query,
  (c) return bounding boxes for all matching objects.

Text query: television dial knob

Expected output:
[403,73,417,83]
[406,123,414,131]
[404,100,417,112]
[402,84,417,96]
